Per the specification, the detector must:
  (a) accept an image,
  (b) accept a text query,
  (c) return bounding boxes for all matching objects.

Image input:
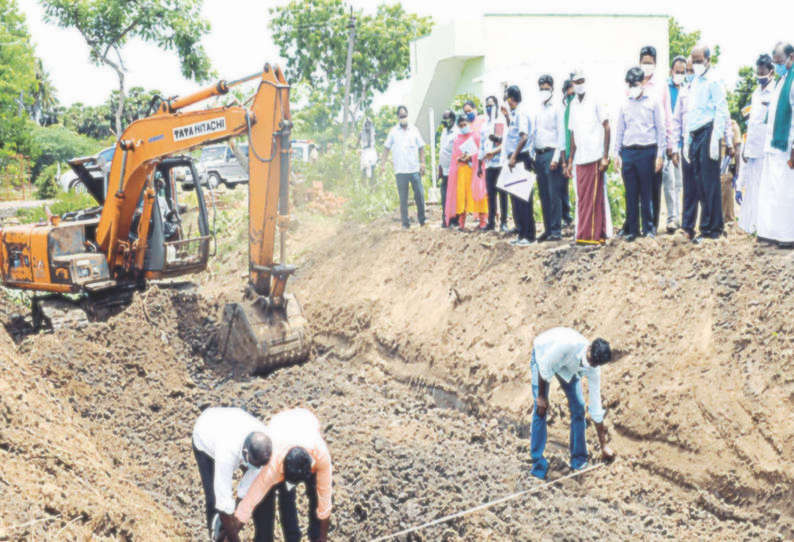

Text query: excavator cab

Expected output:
[133,157,211,278]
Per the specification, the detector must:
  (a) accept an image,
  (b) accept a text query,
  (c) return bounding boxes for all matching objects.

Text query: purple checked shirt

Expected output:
[614,93,666,159]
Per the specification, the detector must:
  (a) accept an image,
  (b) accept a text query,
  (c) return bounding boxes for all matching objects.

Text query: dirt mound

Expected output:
[0,203,792,541]
[294,211,794,539]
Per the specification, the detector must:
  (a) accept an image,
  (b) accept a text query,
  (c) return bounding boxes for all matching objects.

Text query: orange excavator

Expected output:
[0,65,309,372]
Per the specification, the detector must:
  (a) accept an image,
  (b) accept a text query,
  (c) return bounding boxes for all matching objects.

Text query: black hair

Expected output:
[442,109,455,121]
[485,95,498,107]
[456,113,468,124]
[284,447,313,484]
[784,43,794,57]
[505,85,522,103]
[625,66,645,86]
[243,432,272,467]
[590,338,612,366]
[538,74,554,88]
[562,79,574,93]
[671,55,687,69]
[463,99,476,109]
[396,105,408,116]
[640,45,657,62]
[757,54,774,70]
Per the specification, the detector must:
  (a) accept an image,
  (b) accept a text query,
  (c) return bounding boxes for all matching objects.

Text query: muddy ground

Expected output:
[1,201,792,541]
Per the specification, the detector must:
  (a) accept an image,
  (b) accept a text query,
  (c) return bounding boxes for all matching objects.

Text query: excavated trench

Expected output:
[2,207,794,540]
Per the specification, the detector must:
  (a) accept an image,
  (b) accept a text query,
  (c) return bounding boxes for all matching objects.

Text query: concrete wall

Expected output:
[406,13,669,141]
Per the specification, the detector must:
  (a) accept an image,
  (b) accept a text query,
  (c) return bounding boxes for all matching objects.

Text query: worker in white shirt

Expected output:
[192,407,273,542]
[530,327,616,480]
[533,74,565,241]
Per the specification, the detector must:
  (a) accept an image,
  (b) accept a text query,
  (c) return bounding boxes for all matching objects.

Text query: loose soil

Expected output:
[1,201,792,541]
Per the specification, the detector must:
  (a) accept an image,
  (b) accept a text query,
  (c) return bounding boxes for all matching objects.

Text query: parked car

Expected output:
[291,139,318,163]
[195,143,249,189]
[58,146,115,195]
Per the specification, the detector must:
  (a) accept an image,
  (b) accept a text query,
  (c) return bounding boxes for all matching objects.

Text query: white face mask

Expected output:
[672,73,685,85]
[641,64,656,77]
[692,63,707,77]
[539,89,552,102]
[574,83,586,95]
[628,86,642,99]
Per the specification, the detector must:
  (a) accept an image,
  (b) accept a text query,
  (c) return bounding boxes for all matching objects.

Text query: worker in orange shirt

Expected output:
[230,408,332,542]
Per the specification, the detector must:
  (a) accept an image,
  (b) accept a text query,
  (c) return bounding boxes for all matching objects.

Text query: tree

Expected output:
[28,124,100,182]
[668,17,720,64]
[29,58,59,125]
[728,66,755,132]
[0,0,37,156]
[41,0,213,137]
[270,0,432,127]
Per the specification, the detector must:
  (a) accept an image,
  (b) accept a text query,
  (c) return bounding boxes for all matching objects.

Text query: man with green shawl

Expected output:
[758,43,794,246]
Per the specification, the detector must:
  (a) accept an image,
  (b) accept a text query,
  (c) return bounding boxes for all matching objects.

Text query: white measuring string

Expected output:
[369,462,604,542]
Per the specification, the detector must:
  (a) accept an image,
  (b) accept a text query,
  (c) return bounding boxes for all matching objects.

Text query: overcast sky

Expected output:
[18,0,790,108]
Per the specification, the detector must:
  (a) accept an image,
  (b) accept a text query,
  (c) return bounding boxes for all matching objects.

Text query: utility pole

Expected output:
[341,6,356,143]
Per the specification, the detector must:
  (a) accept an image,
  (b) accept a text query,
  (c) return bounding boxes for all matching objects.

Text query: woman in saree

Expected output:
[445,114,488,231]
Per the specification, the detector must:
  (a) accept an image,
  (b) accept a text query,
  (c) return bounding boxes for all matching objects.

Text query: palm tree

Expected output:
[31,59,59,125]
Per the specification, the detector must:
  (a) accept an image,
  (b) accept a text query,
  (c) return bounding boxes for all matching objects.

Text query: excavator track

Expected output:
[220,293,310,374]
[31,289,135,331]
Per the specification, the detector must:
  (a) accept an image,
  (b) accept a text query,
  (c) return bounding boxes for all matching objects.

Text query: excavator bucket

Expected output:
[220,293,310,373]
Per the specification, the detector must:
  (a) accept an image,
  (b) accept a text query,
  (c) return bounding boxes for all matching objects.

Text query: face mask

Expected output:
[692,63,706,77]
[685,73,694,83]
[757,76,771,86]
[574,83,586,95]
[641,64,655,77]
[628,86,642,99]
[539,89,552,102]
[399,118,408,127]
[775,62,788,77]
[672,73,685,85]
[485,105,494,116]
[466,112,476,122]
[461,126,471,135]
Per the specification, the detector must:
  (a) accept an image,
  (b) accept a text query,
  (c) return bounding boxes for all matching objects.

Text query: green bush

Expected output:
[33,162,64,199]
[16,190,96,223]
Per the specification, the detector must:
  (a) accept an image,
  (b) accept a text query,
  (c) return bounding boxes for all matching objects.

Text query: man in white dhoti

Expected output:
[738,54,775,234]
[758,43,794,246]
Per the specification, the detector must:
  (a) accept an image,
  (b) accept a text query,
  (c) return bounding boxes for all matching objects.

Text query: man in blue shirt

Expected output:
[501,84,536,246]
[685,45,730,240]
[530,327,616,479]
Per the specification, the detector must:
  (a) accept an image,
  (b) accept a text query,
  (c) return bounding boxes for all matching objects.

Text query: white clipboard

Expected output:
[496,162,536,202]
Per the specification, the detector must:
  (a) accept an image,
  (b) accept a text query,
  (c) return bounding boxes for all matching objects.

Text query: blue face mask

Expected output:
[461,126,471,135]
[685,73,695,83]
[757,76,771,86]
[485,105,493,116]
[775,62,788,77]
[466,111,476,122]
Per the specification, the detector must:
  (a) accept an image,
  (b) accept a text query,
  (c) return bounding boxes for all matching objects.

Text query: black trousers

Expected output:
[621,146,656,236]
[560,173,572,224]
[689,123,723,237]
[194,444,217,533]
[510,152,536,241]
[681,157,699,237]
[485,166,508,227]
[534,149,562,237]
[651,168,663,230]
[254,475,321,542]
[193,443,277,541]
[440,174,448,226]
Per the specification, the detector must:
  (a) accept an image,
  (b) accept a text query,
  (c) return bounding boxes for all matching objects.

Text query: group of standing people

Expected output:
[382,41,794,248]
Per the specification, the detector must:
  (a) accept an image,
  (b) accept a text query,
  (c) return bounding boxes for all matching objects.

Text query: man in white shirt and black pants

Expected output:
[381,105,427,229]
[438,110,457,227]
[192,407,274,542]
[530,327,616,480]
[534,74,565,241]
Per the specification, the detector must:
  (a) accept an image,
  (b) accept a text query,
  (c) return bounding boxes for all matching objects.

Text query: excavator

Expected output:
[0,65,309,372]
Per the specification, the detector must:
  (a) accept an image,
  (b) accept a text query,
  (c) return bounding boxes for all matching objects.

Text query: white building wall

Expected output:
[406,13,669,141]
